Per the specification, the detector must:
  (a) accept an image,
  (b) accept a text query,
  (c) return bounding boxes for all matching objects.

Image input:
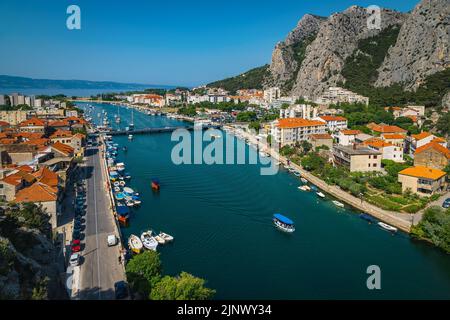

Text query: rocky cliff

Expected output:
[0,204,65,299]
[290,6,406,99]
[375,0,450,90]
[265,14,325,92]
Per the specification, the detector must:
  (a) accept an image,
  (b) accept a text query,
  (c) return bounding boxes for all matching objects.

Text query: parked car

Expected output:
[69,253,80,266]
[71,239,81,246]
[107,234,118,246]
[73,230,81,240]
[114,281,129,299]
[442,198,450,209]
[71,244,81,253]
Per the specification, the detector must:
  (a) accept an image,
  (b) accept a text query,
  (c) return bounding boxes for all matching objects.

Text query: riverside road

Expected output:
[77,139,125,299]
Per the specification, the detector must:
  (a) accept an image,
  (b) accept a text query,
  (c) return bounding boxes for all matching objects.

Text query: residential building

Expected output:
[263,87,281,103]
[0,110,28,125]
[354,133,374,144]
[408,132,447,155]
[315,87,369,106]
[333,144,382,172]
[382,134,406,150]
[414,142,450,170]
[271,118,327,147]
[280,104,318,120]
[363,138,404,162]
[51,142,75,158]
[398,166,446,195]
[316,115,348,132]
[334,129,361,146]
[309,134,333,150]
[18,117,47,133]
[0,95,5,105]
[367,123,407,137]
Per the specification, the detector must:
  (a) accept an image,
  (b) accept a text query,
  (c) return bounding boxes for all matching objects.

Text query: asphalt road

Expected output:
[78,140,125,300]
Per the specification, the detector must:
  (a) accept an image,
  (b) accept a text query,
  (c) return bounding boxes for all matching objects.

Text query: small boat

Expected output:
[113,186,121,192]
[126,200,134,207]
[359,213,376,224]
[159,232,174,242]
[378,222,398,233]
[293,171,300,177]
[310,185,318,192]
[128,134,133,140]
[124,173,131,180]
[119,181,126,187]
[128,235,143,254]
[154,234,166,244]
[300,178,308,184]
[151,179,160,191]
[141,231,158,251]
[133,199,142,206]
[298,185,311,191]
[316,192,325,198]
[273,214,295,233]
[113,181,120,187]
[332,200,345,208]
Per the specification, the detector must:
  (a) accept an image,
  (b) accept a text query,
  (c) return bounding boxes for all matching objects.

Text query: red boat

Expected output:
[151,179,160,191]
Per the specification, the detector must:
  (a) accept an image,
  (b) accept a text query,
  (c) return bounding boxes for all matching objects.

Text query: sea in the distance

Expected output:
[0,87,173,97]
[79,102,450,299]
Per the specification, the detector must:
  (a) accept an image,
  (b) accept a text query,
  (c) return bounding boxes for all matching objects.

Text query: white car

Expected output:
[69,253,80,266]
[107,234,118,246]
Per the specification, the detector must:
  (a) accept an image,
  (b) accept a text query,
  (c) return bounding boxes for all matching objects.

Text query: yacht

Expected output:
[378,222,398,233]
[316,191,326,198]
[332,200,345,208]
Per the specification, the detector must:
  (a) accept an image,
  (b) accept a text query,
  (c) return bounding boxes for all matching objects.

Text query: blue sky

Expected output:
[0,0,418,87]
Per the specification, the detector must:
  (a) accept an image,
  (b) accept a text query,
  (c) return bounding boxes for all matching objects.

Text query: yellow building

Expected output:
[398,166,447,196]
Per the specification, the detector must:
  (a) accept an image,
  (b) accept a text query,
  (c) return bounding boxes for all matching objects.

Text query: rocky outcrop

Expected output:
[375,0,450,90]
[265,14,325,90]
[291,6,406,99]
[0,205,65,299]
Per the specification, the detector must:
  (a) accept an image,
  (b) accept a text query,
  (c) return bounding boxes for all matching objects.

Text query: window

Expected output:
[373,163,377,167]
[373,155,378,159]
[368,163,371,167]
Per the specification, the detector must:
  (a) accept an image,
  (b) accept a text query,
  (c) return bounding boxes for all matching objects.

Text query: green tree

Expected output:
[150,272,215,300]
[248,121,261,132]
[126,250,162,296]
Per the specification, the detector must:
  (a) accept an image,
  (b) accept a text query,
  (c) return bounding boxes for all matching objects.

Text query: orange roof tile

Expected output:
[412,132,432,141]
[363,138,393,148]
[383,134,405,140]
[50,129,73,139]
[14,183,58,202]
[0,138,16,145]
[370,124,407,133]
[0,121,10,126]
[14,170,36,184]
[23,138,50,147]
[19,117,46,127]
[51,141,74,156]
[399,166,446,180]
[415,142,450,159]
[16,165,33,173]
[319,116,347,122]
[48,120,70,127]
[340,129,361,135]
[277,118,326,129]
[33,167,59,187]
[431,137,446,144]
[1,173,23,186]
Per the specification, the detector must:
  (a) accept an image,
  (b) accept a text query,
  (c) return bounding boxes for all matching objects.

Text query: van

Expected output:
[107,234,118,246]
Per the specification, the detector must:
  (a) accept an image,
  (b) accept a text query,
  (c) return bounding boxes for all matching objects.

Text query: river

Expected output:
[78,102,450,299]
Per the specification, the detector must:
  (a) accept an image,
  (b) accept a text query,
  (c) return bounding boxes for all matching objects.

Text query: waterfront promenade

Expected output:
[231,126,413,233]
[76,139,125,299]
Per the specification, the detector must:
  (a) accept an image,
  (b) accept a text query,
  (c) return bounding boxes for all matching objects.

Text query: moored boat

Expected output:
[154,234,166,244]
[273,214,295,233]
[300,178,308,184]
[359,213,377,224]
[316,191,325,198]
[378,222,398,233]
[298,185,311,191]
[151,179,160,190]
[332,200,345,208]
[159,232,174,242]
[141,231,158,251]
[128,234,143,254]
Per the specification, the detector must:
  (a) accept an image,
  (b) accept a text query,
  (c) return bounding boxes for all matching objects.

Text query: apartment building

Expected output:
[334,129,361,146]
[316,115,348,132]
[271,118,326,147]
[398,166,446,196]
[363,138,404,162]
[315,87,369,106]
[333,144,382,172]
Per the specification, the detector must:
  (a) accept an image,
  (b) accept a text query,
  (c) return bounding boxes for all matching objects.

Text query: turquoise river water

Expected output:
[78,102,450,299]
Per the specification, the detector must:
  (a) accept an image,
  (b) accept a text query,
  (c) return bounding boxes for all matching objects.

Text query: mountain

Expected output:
[375,0,450,90]
[0,75,172,90]
[208,0,450,107]
[206,65,269,94]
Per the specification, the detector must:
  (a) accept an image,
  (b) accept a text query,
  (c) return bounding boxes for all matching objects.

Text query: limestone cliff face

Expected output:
[290,6,406,99]
[265,14,325,91]
[375,0,450,90]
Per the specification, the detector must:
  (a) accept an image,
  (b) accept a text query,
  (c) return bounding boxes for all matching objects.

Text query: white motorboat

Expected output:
[300,178,308,184]
[128,234,143,254]
[332,200,345,208]
[125,200,134,207]
[159,232,174,242]
[293,171,300,177]
[133,199,142,206]
[154,234,166,244]
[128,134,133,140]
[378,222,398,233]
[141,231,158,251]
[316,192,326,198]
[298,185,311,191]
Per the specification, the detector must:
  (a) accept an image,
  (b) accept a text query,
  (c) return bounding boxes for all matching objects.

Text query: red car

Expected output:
[71,239,81,246]
[71,244,81,253]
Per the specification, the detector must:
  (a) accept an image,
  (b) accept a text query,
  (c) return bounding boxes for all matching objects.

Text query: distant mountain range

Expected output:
[208,0,449,108]
[0,75,174,90]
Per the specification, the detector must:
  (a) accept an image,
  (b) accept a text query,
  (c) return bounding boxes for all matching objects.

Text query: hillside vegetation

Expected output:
[207,65,269,94]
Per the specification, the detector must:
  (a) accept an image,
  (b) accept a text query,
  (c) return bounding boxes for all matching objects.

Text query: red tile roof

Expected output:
[1,173,23,186]
[415,142,450,159]
[15,182,58,202]
[33,166,59,188]
[50,129,73,139]
[277,118,326,129]
[319,116,347,122]
[19,117,46,127]
[340,129,361,135]
[51,141,74,156]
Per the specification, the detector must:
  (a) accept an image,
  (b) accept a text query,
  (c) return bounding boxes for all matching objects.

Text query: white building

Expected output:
[334,129,361,146]
[315,115,348,132]
[0,95,4,105]
[280,104,318,120]
[187,95,209,104]
[364,139,404,162]
[271,118,327,147]
[315,87,369,106]
[263,87,281,103]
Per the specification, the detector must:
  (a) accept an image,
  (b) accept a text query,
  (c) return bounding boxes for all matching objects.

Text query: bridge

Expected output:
[92,124,222,136]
